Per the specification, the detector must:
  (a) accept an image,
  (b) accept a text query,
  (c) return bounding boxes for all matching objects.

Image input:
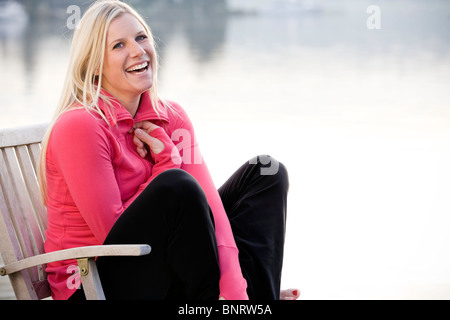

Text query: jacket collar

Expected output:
[98,90,169,126]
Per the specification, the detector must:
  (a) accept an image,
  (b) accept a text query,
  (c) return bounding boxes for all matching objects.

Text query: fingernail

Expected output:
[293,290,298,296]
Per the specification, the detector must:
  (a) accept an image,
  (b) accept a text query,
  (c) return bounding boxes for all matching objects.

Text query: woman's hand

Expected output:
[133,121,164,158]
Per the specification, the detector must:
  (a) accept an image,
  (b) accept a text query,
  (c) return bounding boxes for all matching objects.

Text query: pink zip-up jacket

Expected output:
[44,90,248,300]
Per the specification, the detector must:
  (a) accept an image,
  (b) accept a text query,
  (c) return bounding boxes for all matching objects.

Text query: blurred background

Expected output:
[1,0,450,299]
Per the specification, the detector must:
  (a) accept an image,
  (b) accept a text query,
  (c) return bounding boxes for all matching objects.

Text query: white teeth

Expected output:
[126,62,148,72]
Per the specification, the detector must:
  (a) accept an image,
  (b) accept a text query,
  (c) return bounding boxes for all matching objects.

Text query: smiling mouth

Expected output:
[126,61,149,74]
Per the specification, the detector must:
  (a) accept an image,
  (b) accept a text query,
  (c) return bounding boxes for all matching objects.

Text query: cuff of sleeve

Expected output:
[149,127,181,165]
[218,246,248,300]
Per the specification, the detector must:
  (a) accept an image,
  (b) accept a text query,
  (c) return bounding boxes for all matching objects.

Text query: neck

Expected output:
[100,88,142,117]
[114,94,141,118]
[123,96,140,117]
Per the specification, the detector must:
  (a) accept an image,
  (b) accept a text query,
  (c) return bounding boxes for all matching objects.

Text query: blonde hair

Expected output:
[38,0,169,203]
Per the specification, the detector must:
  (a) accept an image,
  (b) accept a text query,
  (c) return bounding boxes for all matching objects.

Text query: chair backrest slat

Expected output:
[27,143,48,230]
[16,145,47,244]
[2,147,41,281]
[0,177,25,264]
[0,151,34,259]
[0,156,38,300]
[0,123,49,300]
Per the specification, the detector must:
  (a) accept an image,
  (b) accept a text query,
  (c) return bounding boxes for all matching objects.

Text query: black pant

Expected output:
[219,155,288,299]
[69,155,288,300]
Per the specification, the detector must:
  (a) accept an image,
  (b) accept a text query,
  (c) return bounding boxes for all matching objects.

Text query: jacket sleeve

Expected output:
[169,103,248,300]
[49,111,126,243]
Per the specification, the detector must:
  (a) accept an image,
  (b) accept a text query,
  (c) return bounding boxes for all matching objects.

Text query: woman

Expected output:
[39,0,298,300]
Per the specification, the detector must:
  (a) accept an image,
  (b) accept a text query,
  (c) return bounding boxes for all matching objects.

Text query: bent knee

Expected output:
[155,169,206,200]
[249,154,288,177]
[249,155,289,190]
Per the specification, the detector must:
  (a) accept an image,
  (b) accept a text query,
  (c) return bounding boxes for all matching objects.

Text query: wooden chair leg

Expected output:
[77,258,106,300]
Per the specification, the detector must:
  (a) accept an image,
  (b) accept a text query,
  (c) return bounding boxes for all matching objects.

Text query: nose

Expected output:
[129,41,145,58]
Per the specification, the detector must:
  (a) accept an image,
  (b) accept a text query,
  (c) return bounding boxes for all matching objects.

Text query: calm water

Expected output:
[1,0,450,299]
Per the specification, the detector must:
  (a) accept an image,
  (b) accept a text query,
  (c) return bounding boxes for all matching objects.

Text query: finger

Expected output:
[133,134,148,158]
[135,128,164,154]
[137,146,147,158]
[134,121,160,133]
[133,134,145,149]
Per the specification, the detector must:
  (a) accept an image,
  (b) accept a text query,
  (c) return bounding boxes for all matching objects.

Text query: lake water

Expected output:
[1,0,450,299]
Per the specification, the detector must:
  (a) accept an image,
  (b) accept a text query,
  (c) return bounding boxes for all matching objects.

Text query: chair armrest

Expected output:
[0,244,151,276]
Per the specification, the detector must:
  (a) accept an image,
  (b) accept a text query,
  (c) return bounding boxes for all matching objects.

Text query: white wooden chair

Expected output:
[0,123,151,300]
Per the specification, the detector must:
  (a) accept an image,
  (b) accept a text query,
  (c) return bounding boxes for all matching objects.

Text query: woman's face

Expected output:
[101,13,154,102]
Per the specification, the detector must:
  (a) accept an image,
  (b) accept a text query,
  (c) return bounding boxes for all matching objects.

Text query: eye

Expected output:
[113,42,123,50]
[136,34,147,42]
